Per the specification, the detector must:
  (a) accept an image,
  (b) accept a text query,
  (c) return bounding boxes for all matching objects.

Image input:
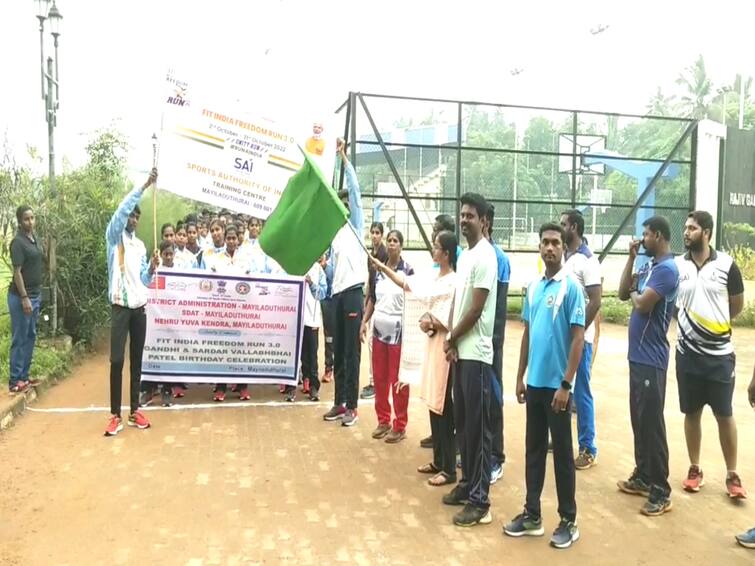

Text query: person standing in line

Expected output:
[207,224,252,402]
[320,252,335,383]
[372,230,458,484]
[420,213,462,450]
[503,222,585,549]
[560,209,602,470]
[617,216,679,516]
[484,204,511,484]
[200,219,226,270]
[674,211,747,498]
[361,230,414,443]
[360,221,389,401]
[7,206,44,394]
[441,192,497,527]
[322,139,367,427]
[104,168,160,436]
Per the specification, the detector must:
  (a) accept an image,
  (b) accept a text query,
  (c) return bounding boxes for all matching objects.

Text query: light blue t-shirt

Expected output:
[493,242,511,283]
[522,271,586,389]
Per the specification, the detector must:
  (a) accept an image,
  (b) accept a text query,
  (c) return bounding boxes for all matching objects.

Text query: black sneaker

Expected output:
[161,387,172,407]
[503,512,545,537]
[285,389,296,402]
[617,470,651,497]
[308,387,320,402]
[453,503,492,527]
[360,384,375,400]
[323,405,346,421]
[550,518,579,549]
[139,390,153,407]
[341,409,359,427]
[420,435,433,449]
[442,484,469,506]
[641,498,673,517]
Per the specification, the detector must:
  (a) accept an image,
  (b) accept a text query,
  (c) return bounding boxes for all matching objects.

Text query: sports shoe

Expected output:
[442,484,469,506]
[641,498,672,516]
[420,435,433,449]
[490,463,504,485]
[8,381,29,394]
[323,405,346,421]
[503,512,545,537]
[371,423,391,439]
[238,387,251,401]
[575,450,597,470]
[279,384,286,394]
[161,387,172,407]
[617,470,651,497]
[385,429,406,444]
[726,473,748,499]
[550,518,580,549]
[103,415,124,437]
[139,390,153,407]
[682,465,704,492]
[341,409,359,427]
[285,388,296,403]
[127,410,151,430]
[735,527,755,549]
[309,387,320,402]
[172,386,185,399]
[213,390,225,402]
[302,378,311,395]
[322,368,333,383]
[360,384,375,399]
[453,503,492,527]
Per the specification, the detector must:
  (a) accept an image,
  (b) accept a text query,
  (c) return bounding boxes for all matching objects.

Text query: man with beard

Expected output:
[617,216,679,516]
[560,210,602,470]
[441,192,497,527]
[674,211,746,499]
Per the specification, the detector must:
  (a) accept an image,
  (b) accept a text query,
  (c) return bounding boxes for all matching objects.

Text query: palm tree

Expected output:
[676,55,713,119]
[646,87,677,116]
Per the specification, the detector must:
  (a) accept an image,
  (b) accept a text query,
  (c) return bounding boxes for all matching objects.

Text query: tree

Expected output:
[676,55,713,119]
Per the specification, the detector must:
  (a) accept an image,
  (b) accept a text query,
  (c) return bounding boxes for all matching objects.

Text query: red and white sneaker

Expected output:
[239,387,250,401]
[682,465,704,492]
[104,415,124,437]
[214,390,226,402]
[127,410,150,430]
[726,473,748,499]
[172,385,185,398]
[302,378,311,395]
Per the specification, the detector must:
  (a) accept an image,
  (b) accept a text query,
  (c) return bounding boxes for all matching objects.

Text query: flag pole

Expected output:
[151,133,158,252]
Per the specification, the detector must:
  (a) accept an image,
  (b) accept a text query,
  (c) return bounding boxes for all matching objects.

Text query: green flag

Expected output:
[260,151,348,276]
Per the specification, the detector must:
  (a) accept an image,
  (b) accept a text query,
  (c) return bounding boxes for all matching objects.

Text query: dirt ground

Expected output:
[0,321,753,565]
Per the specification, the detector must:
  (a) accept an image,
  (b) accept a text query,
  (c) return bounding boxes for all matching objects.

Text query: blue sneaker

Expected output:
[736,527,755,549]
[490,463,504,485]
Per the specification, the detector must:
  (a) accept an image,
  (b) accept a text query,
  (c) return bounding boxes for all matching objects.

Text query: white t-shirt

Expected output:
[563,243,602,343]
[451,238,498,364]
[303,262,324,328]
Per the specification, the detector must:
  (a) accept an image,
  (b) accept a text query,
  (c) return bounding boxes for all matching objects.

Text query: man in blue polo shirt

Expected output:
[503,222,585,549]
[484,204,511,483]
[617,215,679,517]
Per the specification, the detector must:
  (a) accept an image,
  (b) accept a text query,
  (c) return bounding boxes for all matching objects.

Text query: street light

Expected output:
[34,0,63,333]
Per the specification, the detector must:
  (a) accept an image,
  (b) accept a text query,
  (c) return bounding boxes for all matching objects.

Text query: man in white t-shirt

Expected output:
[560,210,602,470]
[442,192,498,527]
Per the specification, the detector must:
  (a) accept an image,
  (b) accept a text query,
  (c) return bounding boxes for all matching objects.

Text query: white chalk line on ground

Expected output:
[24,394,519,414]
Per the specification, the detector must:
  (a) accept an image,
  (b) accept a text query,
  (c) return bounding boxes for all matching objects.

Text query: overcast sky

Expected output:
[1,0,753,177]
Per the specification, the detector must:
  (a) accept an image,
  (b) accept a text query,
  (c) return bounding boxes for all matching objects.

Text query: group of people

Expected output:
[7,138,755,550]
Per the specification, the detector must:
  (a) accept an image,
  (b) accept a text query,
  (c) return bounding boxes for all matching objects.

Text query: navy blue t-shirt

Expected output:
[628,254,679,370]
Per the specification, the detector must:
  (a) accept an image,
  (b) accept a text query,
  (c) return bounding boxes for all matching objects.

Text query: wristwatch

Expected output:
[560,380,572,391]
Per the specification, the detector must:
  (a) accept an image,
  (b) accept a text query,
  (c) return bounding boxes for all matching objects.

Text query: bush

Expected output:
[729,245,755,281]
[600,297,632,325]
[733,300,755,328]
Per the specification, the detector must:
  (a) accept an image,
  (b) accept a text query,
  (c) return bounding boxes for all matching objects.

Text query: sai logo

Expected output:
[235,282,251,295]
[199,280,213,292]
[576,307,584,318]
[546,294,555,308]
